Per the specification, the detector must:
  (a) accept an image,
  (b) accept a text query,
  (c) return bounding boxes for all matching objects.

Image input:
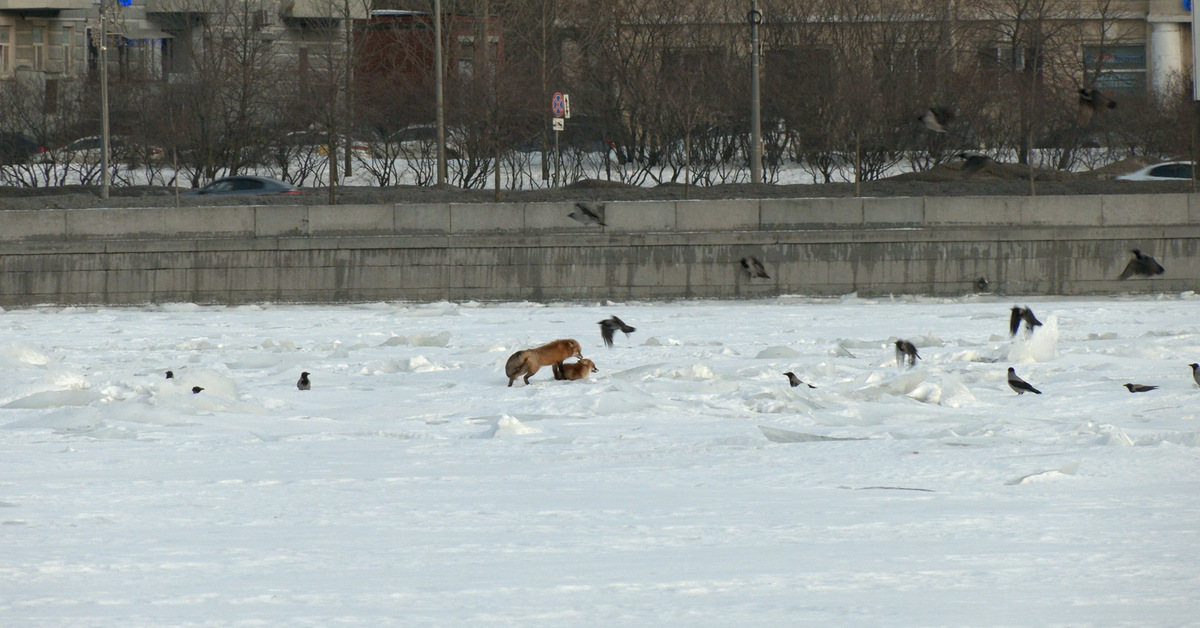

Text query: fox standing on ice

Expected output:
[554,359,599,381]
[505,339,584,387]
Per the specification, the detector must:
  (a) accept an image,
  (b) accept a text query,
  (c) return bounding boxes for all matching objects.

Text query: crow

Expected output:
[1007,367,1042,395]
[191,386,205,394]
[1118,249,1165,280]
[1123,383,1158,393]
[1077,87,1117,126]
[1010,306,1043,336]
[1190,363,1200,388]
[165,370,174,379]
[740,257,770,279]
[568,202,606,226]
[297,371,311,391]
[895,340,920,368]
[599,316,636,348]
[958,152,990,176]
[919,107,954,133]
[784,372,816,389]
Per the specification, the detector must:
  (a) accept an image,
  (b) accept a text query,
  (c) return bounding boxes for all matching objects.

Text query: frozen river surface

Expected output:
[2,295,1198,627]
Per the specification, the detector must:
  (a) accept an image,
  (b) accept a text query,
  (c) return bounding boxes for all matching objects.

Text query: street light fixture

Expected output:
[99,0,111,199]
[748,0,762,184]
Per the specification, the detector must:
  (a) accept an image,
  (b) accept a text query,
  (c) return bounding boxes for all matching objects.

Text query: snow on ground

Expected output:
[1,294,1198,627]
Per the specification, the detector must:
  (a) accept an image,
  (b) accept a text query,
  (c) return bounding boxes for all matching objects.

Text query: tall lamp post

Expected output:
[748,0,762,184]
[434,0,446,186]
[99,0,111,200]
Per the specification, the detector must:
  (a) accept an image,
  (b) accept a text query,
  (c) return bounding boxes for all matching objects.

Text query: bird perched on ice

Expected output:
[165,370,174,379]
[1118,249,1165,280]
[599,316,636,348]
[1007,367,1041,395]
[894,340,920,368]
[918,107,954,133]
[191,386,205,394]
[1123,383,1158,393]
[297,371,311,391]
[1077,87,1117,126]
[568,202,605,226]
[1190,363,1200,387]
[740,257,770,279]
[784,372,816,389]
[1009,306,1043,337]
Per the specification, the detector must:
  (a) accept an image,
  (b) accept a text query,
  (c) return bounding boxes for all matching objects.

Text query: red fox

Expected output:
[554,359,599,381]
[505,339,583,387]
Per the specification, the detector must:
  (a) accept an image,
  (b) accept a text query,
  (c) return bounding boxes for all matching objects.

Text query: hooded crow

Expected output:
[1007,367,1042,395]
[568,202,606,226]
[1123,383,1158,393]
[784,372,816,388]
[957,152,990,176]
[297,371,311,391]
[740,257,770,279]
[1077,87,1117,125]
[191,386,205,394]
[1190,363,1200,387]
[1118,249,1165,280]
[599,316,636,348]
[919,107,954,133]
[165,370,174,379]
[1010,306,1043,336]
[895,340,920,368]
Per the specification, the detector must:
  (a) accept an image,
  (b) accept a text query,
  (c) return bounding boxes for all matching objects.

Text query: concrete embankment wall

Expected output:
[1,194,1198,306]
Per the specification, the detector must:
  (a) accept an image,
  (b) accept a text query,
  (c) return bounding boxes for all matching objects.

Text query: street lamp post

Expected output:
[434,0,446,186]
[99,0,111,199]
[749,0,762,184]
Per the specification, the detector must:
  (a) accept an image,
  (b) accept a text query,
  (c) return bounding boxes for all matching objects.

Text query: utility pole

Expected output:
[343,0,352,178]
[99,0,111,200]
[748,0,763,184]
[434,0,446,186]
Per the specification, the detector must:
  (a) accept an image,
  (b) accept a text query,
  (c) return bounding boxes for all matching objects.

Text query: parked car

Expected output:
[49,136,164,165]
[0,132,46,164]
[184,175,303,196]
[380,124,467,160]
[1116,161,1193,182]
[278,131,373,160]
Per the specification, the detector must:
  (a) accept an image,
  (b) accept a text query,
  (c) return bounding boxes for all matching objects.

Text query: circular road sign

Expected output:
[552,92,565,117]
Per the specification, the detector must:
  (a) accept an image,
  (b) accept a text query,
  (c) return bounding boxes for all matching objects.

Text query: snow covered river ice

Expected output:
[1,295,1198,626]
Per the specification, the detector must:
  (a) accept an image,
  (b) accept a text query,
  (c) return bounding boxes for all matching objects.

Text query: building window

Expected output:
[0,26,12,76]
[1083,44,1146,95]
[457,35,474,78]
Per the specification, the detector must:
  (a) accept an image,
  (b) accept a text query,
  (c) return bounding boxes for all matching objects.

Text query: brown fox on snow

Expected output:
[505,339,584,387]
[553,359,599,381]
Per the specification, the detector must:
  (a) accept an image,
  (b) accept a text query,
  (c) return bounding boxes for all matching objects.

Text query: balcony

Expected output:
[0,0,92,9]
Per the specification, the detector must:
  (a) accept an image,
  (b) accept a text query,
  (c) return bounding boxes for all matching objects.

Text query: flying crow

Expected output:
[1118,249,1165,280]
[568,202,606,226]
[741,257,770,279]
[957,152,990,176]
[1010,306,1043,336]
[599,316,636,348]
[1077,87,1117,126]
[1007,367,1042,395]
[919,107,954,133]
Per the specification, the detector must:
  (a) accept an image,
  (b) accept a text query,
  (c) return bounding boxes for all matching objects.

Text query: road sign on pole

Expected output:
[552,118,564,131]
[562,94,571,119]
[552,92,565,117]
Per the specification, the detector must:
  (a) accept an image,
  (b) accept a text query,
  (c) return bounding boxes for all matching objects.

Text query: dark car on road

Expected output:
[184,175,303,196]
[0,132,46,164]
